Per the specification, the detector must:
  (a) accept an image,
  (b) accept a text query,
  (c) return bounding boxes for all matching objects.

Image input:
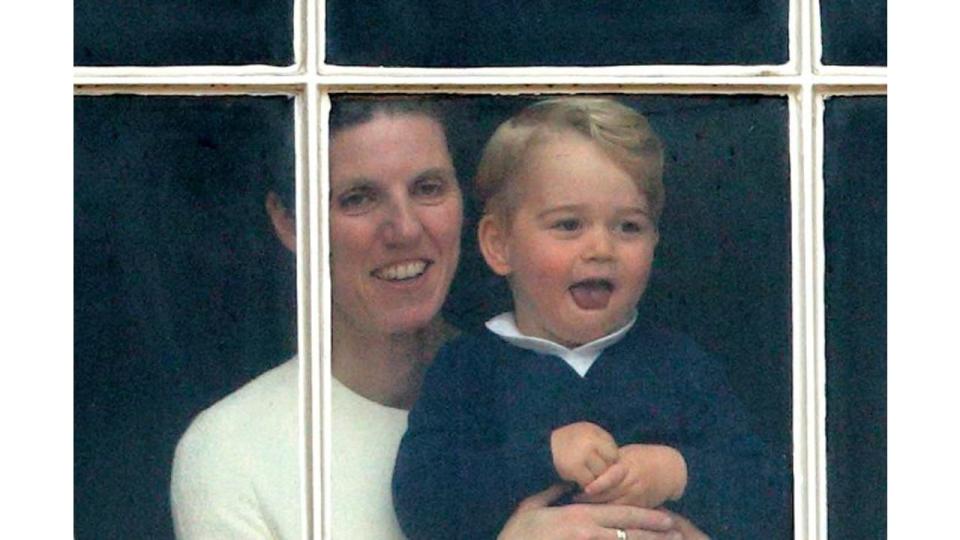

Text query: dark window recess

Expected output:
[820,0,887,66]
[74,95,296,539]
[74,0,294,66]
[326,0,788,67]
[824,96,887,539]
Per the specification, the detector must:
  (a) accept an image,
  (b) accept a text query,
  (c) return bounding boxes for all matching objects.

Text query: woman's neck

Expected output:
[331,318,453,410]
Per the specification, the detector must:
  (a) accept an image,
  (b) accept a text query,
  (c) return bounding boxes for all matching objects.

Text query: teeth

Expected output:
[374,260,428,281]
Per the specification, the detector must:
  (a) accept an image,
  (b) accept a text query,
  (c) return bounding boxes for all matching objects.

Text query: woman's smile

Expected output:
[372,259,431,282]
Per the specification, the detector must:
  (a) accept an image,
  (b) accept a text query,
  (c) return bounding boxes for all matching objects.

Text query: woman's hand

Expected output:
[661,509,710,540]
[499,484,687,540]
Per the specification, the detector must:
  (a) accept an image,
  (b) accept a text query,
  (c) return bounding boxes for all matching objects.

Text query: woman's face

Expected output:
[329,112,463,337]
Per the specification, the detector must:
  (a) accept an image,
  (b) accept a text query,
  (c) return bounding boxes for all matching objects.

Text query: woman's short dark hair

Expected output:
[272,96,450,211]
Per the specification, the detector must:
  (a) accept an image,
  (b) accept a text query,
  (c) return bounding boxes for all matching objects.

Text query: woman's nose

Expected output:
[380,198,424,246]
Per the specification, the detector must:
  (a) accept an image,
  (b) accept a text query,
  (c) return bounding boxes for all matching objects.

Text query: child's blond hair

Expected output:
[474,97,665,223]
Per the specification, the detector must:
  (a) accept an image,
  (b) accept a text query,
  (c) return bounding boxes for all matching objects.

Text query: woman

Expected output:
[172,97,706,539]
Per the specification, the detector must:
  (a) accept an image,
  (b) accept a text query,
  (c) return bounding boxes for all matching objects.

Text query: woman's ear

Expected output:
[478,214,512,277]
[265,191,297,254]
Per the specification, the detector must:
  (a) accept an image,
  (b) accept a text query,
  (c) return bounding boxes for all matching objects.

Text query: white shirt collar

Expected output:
[484,311,637,377]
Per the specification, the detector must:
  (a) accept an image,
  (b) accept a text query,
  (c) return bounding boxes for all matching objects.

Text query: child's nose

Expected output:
[583,227,615,261]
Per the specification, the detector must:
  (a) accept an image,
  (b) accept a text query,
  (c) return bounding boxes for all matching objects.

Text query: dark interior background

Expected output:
[326,0,788,67]
[76,93,794,537]
[820,0,888,66]
[824,96,887,539]
[74,95,296,539]
[74,0,295,66]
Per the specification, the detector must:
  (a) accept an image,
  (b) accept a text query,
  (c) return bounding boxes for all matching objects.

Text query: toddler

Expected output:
[393,97,787,539]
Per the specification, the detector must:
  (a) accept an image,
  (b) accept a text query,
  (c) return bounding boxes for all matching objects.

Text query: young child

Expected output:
[392,97,788,539]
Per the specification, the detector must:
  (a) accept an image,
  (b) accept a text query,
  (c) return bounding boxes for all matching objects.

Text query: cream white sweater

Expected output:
[171,357,409,539]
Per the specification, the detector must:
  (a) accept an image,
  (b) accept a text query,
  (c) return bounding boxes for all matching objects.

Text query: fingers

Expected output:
[582,436,619,488]
[595,433,620,463]
[659,510,709,540]
[585,451,611,477]
[515,483,573,511]
[570,452,610,488]
[586,505,675,532]
[623,530,683,540]
[584,463,628,497]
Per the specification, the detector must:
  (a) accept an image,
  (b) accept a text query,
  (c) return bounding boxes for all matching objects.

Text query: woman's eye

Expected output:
[553,218,581,232]
[412,178,448,200]
[337,188,376,214]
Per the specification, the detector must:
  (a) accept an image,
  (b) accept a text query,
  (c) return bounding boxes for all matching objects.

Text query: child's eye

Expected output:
[552,218,582,232]
[336,186,377,214]
[619,220,644,234]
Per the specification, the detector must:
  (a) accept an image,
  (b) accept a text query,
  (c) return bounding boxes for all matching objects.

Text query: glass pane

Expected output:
[820,0,887,66]
[74,0,295,66]
[326,1,788,67]
[74,95,296,539]
[329,94,793,537]
[824,96,887,538]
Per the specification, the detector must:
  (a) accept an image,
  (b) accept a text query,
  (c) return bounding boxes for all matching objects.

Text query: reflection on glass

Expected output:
[820,0,887,66]
[74,0,295,66]
[824,96,887,539]
[326,1,788,67]
[74,95,296,538]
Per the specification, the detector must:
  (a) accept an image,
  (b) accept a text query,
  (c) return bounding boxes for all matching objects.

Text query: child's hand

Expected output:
[549,422,619,489]
[574,444,687,508]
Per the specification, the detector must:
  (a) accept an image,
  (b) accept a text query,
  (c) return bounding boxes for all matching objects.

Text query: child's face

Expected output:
[479,131,659,347]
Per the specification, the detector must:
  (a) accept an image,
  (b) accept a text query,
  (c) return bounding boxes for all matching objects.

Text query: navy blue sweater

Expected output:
[392,321,791,539]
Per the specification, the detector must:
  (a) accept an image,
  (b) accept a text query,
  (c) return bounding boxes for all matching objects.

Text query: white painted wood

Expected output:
[800,81,822,540]
[292,90,314,540]
[788,90,808,540]
[72,73,885,90]
[813,92,829,540]
[317,91,333,540]
[318,63,796,78]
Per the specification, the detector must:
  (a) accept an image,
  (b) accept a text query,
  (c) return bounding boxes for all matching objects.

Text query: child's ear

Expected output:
[478,214,513,277]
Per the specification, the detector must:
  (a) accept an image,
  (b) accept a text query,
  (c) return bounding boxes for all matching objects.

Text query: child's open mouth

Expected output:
[569,279,614,310]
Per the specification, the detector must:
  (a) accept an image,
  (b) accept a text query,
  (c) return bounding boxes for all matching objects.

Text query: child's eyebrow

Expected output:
[535,204,586,219]
[536,204,652,219]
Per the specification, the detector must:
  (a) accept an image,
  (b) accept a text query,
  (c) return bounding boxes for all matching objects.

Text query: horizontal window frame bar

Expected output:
[73,77,886,95]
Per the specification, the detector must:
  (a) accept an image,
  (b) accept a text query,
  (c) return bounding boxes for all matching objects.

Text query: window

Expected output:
[74,1,886,538]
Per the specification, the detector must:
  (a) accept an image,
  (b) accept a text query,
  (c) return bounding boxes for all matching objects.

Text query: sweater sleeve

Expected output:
[170,410,275,540]
[666,344,792,539]
[392,340,558,540]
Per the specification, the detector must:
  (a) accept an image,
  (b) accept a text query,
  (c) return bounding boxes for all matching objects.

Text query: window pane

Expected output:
[74,0,295,66]
[330,94,793,537]
[820,0,887,66]
[824,96,887,538]
[326,1,788,67]
[74,95,296,538]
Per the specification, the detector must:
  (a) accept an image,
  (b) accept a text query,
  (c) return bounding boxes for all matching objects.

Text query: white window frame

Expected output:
[73,0,887,538]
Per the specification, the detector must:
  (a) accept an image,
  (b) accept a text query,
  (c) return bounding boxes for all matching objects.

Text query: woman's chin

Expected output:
[373,304,445,337]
